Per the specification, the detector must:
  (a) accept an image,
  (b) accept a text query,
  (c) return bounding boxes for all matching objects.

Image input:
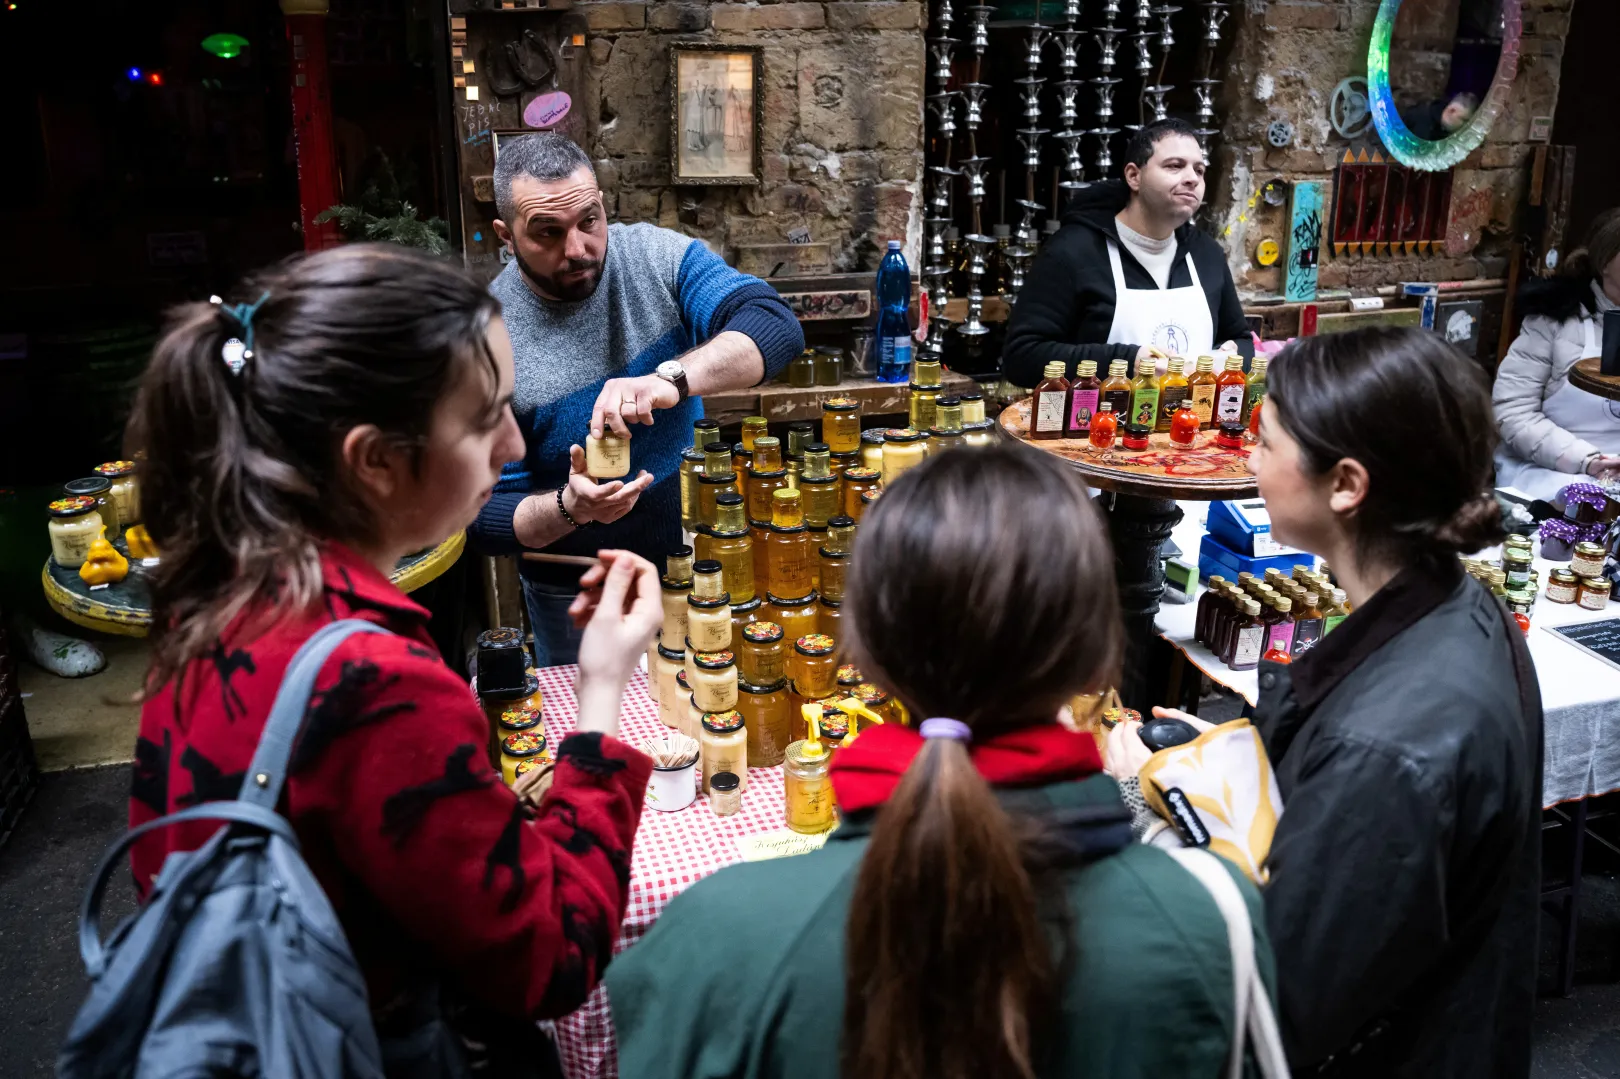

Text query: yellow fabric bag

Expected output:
[1137,719,1283,884]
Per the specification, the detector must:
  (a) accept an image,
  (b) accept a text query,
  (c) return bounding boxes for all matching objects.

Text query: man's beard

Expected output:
[512,245,603,302]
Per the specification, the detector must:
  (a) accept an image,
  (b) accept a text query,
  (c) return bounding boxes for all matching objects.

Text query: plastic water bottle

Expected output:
[873,240,912,384]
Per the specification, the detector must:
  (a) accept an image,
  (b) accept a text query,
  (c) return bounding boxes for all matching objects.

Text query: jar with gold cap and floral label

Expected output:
[821,398,861,453]
[47,496,104,568]
[738,620,787,684]
[819,707,850,753]
[94,461,141,525]
[497,703,543,741]
[700,709,747,793]
[790,633,838,702]
[691,650,740,713]
[500,731,548,787]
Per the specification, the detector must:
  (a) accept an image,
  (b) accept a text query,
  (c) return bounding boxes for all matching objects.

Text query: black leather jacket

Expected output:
[1254,557,1541,1077]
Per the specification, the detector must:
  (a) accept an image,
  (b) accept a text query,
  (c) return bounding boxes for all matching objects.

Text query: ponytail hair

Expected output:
[841,444,1122,1079]
[127,244,501,694]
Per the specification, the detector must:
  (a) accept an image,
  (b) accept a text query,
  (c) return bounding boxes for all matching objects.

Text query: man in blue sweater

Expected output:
[472,132,802,665]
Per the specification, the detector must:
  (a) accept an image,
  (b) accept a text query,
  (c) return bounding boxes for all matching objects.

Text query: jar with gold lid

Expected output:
[821,398,861,453]
[691,650,740,713]
[1546,568,1580,605]
[958,392,986,425]
[94,461,141,525]
[696,494,755,604]
[1579,575,1612,611]
[679,448,706,533]
[767,488,813,600]
[500,731,548,787]
[841,468,881,519]
[765,591,819,644]
[798,444,841,529]
[860,428,886,472]
[63,476,120,537]
[881,428,927,486]
[741,416,769,450]
[700,708,747,792]
[584,432,630,479]
[738,620,787,684]
[739,678,792,767]
[47,496,104,568]
[790,633,838,702]
[1571,542,1607,579]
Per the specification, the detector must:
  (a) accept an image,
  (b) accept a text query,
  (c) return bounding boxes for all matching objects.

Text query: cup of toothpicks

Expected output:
[644,733,700,811]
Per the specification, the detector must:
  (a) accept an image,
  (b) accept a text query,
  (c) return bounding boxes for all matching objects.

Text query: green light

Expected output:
[201,33,249,59]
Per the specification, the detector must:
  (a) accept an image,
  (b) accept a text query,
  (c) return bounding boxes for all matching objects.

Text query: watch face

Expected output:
[657,361,684,381]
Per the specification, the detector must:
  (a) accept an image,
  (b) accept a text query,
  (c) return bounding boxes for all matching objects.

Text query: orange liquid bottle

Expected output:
[1214,354,1247,427]
[1188,354,1218,430]
[1169,399,1201,446]
[1089,401,1119,449]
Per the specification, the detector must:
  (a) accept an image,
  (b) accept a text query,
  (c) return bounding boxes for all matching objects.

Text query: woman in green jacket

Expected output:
[606,444,1276,1079]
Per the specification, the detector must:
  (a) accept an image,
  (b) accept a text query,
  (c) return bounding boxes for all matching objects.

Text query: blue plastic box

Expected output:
[1198,532,1308,584]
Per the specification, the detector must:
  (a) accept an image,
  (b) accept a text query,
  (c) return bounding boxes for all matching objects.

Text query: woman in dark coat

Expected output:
[1242,327,1541,1076]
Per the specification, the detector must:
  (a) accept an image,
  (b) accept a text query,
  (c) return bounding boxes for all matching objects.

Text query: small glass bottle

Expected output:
[709,771,742,816]
[799,443,841,529]
[860,428,886,472]
[1243,355,1268,427]
[767,488,813,600]
[701,494,755,604]
[959,391,986,424]
[739,677,792,767]
[1196,575,1228,644]
[693,418,722,455]
[881,428,927,485]
[1291,591,1325,657]
[679,448,706,533]
[741,416,769,451]
[1089,401,1119,449]
[1156,356,1190,434]
[1225,597,1264,671]
[784,729,835,834]
[1065,360,1102,438]
[1188,355,1218,429]
[860,488,881,517]
[909,382,942,434]
[1215,354,1247,426]
[1261,595,1296,657]
[700,709,748,793]
[1216,421,1246,450]
[1032,361,1071,440]
[1169,399,1201,446]
[1100,359,1133,418]
[1129,355,1161,430]
[821,398,861,453]
[841,468,881,519]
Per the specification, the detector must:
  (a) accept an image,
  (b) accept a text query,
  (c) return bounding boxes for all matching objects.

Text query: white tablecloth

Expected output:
[1156,502,1620,807]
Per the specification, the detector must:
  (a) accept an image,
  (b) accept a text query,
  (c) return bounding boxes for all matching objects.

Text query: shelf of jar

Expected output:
[702,370,986,427]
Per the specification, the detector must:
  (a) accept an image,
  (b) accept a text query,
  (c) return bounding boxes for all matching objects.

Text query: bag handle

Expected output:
[236,619,390,808]
[1168,847,1291,1079]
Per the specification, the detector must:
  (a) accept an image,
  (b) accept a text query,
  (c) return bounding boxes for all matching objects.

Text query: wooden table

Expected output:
[999,398,1257,709]
[41,531,466,637]
[702,371,984,427]
[1568,358,1620,401]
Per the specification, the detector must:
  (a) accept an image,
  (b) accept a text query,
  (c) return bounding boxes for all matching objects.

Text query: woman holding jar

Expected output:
[608,444,1279,1078]
[1131,327,1541,1076]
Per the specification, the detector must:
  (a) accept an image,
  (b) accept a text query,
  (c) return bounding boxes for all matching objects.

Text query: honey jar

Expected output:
[738,620,787,684]
[739,678,792,767]
[700,709,748,793]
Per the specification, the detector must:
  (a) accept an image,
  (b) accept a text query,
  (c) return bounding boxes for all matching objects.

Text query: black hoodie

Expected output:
[1002,180,1254,388]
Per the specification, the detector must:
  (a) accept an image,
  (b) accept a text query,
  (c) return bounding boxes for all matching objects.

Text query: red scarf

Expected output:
[827,721,1104,814]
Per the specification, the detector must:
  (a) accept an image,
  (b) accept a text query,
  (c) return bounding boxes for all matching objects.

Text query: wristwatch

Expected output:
[655,360,690,401]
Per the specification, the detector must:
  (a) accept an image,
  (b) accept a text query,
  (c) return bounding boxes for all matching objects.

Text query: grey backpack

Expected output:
[59,620,401,1079]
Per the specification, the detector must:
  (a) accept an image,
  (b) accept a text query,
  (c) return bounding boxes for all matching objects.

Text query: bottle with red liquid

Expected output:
[1066,360,1102,438]
[1089,401,1119,449]
[1169,399,1201,446]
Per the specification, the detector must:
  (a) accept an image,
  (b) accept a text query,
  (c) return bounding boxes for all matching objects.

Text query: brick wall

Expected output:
[575,0,924,272]
[1207,0,1573,296]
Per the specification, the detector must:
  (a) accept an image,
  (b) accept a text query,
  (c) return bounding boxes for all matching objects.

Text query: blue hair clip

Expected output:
[211,290,270,376]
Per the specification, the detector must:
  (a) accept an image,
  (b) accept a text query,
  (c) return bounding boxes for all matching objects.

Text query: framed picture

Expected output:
[669,45,762,185]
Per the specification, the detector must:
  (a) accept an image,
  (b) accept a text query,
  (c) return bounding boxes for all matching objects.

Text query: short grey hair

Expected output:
[494,132,595,222]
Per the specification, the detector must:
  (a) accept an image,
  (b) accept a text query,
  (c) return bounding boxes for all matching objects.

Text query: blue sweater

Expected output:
[471,223,802,583]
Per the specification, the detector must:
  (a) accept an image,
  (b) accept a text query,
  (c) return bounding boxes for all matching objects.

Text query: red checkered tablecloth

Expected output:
[533,663,789,1079]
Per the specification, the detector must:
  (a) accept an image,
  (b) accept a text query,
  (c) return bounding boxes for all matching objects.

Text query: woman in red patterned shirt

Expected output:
[125,244,659,1077]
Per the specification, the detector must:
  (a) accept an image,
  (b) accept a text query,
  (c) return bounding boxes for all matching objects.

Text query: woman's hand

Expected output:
[1586,453,1620,480]
[571,550,662,736]
[1104,720,1154,780]
[1150,707,1216,733]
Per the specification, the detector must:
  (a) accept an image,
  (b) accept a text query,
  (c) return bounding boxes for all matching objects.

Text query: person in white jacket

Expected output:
[1495,209,1620,498]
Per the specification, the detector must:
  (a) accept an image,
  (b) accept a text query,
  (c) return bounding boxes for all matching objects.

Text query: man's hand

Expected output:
[591,375,680,439]
[570,551,664,736]
[1216,339,1239,354]
[563,445,653,525]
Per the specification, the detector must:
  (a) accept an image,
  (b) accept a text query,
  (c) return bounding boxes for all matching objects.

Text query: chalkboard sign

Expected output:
[1548,618,1620,672]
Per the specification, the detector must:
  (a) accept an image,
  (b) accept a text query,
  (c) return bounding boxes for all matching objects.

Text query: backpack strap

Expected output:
[236,619,391,808]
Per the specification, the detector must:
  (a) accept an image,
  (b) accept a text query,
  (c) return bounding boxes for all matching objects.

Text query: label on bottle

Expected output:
[1158,387,1190,429]
[1102,389,1132,417]
[1035,390,1067,432]
[1244,384,1265,422]
[1131,389,1159,428]
[1216,384,1245,423]
[1291,617,1324,656]
[1191,384,1216,425]
[1068,389,1099,434]
[891,335,913,368]
[1232,625,1263,666]
[1265,620,1296,656]
[1323,613,1346,635]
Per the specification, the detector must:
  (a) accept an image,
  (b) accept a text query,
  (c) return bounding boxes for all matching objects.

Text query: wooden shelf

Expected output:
[702,371,984,427]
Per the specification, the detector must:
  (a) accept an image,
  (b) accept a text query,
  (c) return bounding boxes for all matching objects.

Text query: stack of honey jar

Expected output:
[1193,564,1349,671]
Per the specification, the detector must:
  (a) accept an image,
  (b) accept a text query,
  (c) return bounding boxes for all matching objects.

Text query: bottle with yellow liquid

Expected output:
[767,487,813,601]
[784,709,835,834]
[1188,354,1218,429]
[798,443,841,530]
[1155,356,1190,434]
[740,416,769,451]
[746,436,789,522]
[1129,355,1161,429]
[695,493,754,604]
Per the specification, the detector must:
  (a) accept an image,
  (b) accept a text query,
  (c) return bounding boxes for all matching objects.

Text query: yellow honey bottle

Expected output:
[702,493,755,604]
[767,487,813,601]
[784,710,835,834]
[798,443,841,530]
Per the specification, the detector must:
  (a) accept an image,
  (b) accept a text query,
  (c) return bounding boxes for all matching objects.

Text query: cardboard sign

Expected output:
[735,829,830,862]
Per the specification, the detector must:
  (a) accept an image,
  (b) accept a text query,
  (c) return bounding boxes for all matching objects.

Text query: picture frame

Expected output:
[669,44,762,186]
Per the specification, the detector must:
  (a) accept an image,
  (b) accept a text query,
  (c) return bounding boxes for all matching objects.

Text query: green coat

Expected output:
[607,774,1275,1078]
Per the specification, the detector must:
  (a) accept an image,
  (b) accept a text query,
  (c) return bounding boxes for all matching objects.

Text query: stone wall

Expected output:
[1207,0,1573,296]
[574,1,925,272]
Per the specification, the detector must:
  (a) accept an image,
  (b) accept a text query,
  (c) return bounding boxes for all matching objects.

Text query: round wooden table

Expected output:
[1000,399,1257,709]
[42,531,466,638]
[1567,358,1620,401]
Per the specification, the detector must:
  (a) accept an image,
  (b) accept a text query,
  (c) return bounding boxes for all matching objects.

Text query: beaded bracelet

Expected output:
[556,484,589,529]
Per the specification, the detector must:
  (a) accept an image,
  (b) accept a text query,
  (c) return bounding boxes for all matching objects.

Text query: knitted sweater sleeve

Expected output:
[675,240,803,382]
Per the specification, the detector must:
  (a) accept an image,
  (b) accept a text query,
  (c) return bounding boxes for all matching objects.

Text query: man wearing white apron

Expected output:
[1494,213,1620,499]
[1005,117,1254,388]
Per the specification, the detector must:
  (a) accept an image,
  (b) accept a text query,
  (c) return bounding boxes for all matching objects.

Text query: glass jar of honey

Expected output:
[787,348,816,388]
[860,488,882,517]
[738,620,787,684]
[912,357,943,388]
[741,416,769,450]
[837,663,864,692]
[841,468,881,519]
[692,418,721,454]
[94,461,141,525]
[687,595,733,653]
[786,422,817,461]
[661,578,692,650]
[47,496,104,568]
[497,703,543,740]
[860,428,886,472]
[813,345,844,386]
[660,669,690,730]
[584,432,630,479]
[881,428,927,486]
[692,650,740,713]
[928,427,964,455]
[784,736,835,834]
[818,542,847,603]
[739,678,792,767]
[655,644,687,726]
[767,488,813,600]
[500,731,548,787]
[750,518,772,597]
[958,392,986,424]
[700,709,748,793]
[730,596,761,643]
[817,596,844,642]
[798,444,841,529]
[829,451,860,482]
[692,559,726,601]
[699,494,755,604]
[821,398,861,453]
[766,591,819,644]
[909,383,941,434]
[63,476,120,537]
[679,448,706,533]
[790,633,838,701]
[853,683,898,727]
[732,442,752,476]
[819,708,850,752]
[709,772,742,817]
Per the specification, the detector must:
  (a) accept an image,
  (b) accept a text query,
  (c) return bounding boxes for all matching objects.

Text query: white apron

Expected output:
[1496,316,1620,500]
[1105,238,1216,364]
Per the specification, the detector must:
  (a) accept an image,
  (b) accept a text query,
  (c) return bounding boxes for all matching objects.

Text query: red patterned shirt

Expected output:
[129,542,652,1024]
